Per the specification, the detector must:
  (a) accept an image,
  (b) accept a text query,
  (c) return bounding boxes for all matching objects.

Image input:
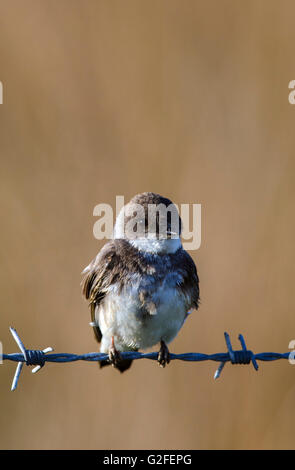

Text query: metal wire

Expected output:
[1,327,292,390]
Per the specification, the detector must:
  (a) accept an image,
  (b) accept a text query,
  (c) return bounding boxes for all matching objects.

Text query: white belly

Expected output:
[96,279,187,353]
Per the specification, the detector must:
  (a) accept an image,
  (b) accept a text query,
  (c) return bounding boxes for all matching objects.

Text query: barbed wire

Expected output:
[1,327,292,391]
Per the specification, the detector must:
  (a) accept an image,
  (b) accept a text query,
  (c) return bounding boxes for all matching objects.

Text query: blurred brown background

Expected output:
[1,0,295,450]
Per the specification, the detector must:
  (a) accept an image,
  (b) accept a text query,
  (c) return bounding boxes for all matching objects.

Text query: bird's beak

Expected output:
[166,230,179,238]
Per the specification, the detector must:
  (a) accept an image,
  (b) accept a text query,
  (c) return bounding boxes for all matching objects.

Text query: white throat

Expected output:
[129,237,182,255]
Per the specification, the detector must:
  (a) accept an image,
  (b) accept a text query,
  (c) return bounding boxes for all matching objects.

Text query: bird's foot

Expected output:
[108,336,122,367]
[158,340,170,368]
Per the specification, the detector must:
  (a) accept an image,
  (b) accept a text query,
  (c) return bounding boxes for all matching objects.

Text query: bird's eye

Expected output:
[134,219,145,234]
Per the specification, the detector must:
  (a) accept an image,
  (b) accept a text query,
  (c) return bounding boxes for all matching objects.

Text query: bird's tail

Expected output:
[99,359,133,373]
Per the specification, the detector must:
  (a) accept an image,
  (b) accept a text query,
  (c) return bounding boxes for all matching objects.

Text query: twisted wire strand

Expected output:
[1,327,292,390]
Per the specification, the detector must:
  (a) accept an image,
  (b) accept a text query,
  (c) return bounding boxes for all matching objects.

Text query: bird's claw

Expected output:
[108,336,122,367]
[158,340,170,368]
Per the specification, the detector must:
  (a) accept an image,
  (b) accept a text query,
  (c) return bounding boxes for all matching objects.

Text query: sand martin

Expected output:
[82,192,200,372]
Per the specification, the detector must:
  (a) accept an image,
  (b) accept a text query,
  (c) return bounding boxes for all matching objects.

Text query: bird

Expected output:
[82,192,200,372]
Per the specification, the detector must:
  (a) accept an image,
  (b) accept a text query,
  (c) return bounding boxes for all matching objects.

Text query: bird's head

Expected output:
[113,192,182,255]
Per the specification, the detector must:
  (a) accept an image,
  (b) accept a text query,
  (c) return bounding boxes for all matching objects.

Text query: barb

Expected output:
[1,327,292,390]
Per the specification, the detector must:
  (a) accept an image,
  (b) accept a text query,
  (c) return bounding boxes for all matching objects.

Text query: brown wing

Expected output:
[173,249,200,311]
[82,241,119,343]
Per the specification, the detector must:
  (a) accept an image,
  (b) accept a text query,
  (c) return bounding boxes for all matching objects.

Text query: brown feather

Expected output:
[82,239,200,346]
